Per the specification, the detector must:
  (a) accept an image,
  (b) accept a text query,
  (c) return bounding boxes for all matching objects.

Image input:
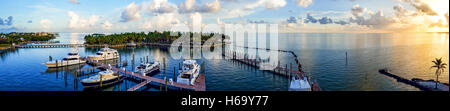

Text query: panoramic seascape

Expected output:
[1,32,448,91]
[1,0,449,109]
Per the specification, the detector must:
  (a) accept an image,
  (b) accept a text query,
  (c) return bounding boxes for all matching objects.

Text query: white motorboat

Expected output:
[81,68,123,88]
[88,47,119,61]
[135,61,160,76]
[44,52,86,68]
[177,60,200,85]
[288,75,312,91]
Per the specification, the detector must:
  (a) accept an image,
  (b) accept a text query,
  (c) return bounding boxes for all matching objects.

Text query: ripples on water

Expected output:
[0,33,448,91]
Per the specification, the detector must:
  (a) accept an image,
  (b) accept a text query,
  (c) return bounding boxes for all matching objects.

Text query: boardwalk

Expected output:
[86,58,205,91]
[16,44,85,48]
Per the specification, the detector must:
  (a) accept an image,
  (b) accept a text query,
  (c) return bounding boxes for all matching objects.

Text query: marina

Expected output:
[0,33,448,91]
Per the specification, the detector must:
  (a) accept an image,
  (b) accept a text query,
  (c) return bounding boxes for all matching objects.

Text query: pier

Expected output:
[16,44,85,48]
[85,58,206,91]
[378,69,449,91]
[223,50,321,91]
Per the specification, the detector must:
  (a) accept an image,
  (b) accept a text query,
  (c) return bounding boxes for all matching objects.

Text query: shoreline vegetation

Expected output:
[84,31,229,47]
[0,32,57,50]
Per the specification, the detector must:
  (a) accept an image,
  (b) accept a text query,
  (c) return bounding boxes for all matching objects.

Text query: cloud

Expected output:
[0,16,13,26]
[68,11,99,29]
[40,19,52,29]
[69,0,80,4]
[245,0,286,10]
[179,0,221,13]
[304,13,317,23]
[247,19,268,24]
[401,0,438,16]
[149,0,177,14]
[351,4,365,17]
[153,13,181,30]
[318,17,333,24]
[120,2,142,22]
[286,16,298,23]
[303,13,336,25]
[334,20,349,25]
[348,4,394,29]
[101,21,113,30]
[297,0,313,8]
[140,20,153,29]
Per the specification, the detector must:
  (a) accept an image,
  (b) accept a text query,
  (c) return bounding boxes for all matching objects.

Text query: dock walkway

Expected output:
[86,58,205,91]
[16,44,85,48]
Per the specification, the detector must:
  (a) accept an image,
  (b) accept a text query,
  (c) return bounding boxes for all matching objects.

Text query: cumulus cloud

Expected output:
[245,0,286,10]
[297,0,313,8]
[179,0,221,13]
[40,19,52,29]
[334,20,349,25]
[141,20,153,29]
[69,0,79,4]
[68,11,99,29]
[401,0,438,16]
[303,13,341,25]
[101,21,113,30]
[286,16,298,23]
[153,13,181,30]
[149,0,177,14]
[0,16,13,26]
[120,2,142,22]
[304,13,317,23]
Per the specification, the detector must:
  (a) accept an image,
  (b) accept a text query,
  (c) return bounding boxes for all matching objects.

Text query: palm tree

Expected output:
[431,58,447,89]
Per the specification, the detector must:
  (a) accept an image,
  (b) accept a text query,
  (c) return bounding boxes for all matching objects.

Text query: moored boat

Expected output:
[81,68,123,88]
[289,75,312,91]
[177,60,200,85]
[135,61,160,76]
[88,47,119,61]
[44,52,86,68]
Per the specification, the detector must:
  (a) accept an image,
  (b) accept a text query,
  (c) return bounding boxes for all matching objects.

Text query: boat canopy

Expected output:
[68,53,78,55]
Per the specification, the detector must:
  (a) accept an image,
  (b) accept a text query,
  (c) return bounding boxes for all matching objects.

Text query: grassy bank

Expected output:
[0,44,10,50]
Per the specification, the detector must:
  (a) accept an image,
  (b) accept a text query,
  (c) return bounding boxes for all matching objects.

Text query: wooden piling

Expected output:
[100,74,103,87]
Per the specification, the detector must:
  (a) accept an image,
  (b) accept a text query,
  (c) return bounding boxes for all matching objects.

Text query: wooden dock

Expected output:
[86,58,206,91]
[16,44,85,48]
[224,50,321,91]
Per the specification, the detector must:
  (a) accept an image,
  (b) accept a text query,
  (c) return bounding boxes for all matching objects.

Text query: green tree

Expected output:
[431,58,447,89]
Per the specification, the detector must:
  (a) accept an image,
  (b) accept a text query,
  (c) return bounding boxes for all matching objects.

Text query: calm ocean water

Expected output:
[0,32,448,91]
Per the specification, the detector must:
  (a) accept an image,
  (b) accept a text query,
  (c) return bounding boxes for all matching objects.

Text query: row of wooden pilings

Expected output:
[223,49,300,83]
[18,44,85,48]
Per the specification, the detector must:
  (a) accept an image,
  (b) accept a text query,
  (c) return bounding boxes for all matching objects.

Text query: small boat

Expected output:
[289,75,311,91]
[81,68,123,88]
[135,61,160,76]
[126,41,137,47]
[88,47,119,61]
[177,60,200,85]
[44,52,86,68]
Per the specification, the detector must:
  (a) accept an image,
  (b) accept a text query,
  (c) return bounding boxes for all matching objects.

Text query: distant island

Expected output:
[84,31,229,47]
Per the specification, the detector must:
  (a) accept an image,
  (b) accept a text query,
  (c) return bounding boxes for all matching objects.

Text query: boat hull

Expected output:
[81,76,124,88]
[45,60,86,68]
[88,55,119,61]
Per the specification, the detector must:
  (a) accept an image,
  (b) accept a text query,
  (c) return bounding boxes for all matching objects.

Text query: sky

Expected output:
[0,0,448,33]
